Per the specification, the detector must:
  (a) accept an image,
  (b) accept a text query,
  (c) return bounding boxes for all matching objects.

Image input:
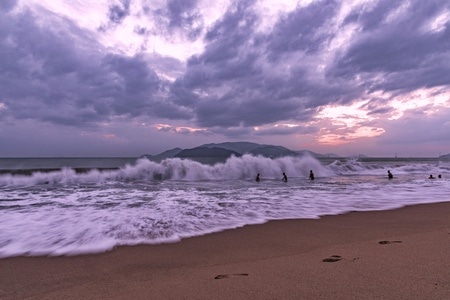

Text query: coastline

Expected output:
[0,167,121,175]
[1,202,449,299]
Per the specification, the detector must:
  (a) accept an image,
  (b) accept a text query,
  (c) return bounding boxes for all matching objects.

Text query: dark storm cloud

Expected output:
[207,126,253,138]
[101,54,162,116]
[172,0,363,129]
[366,106,393,116]
[266,0,339,57]
[343,0,404,31]
[0,6,188,127]
[361,99,394,116]
[0,9,96,123]
[374,57,450,92]
[170,0,263,126]
[330,0,450,93]
[144,0,203,41]
[167,0,450,132]
[172,0,303,127]
[134,25,147,35]
[108,0,131,25]
[0,0,16,11]
[166,0,202,39]
[98,0,131,31]
[3,0,450,146]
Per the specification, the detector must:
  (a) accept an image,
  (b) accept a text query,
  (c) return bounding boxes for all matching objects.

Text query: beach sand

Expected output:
[1,202,449,299]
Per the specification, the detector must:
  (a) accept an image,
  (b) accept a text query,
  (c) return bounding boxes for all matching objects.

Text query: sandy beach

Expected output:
[1,202,449,299]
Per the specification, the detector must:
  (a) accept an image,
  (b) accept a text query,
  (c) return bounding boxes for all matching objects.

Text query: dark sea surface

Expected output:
[1,155,449,258]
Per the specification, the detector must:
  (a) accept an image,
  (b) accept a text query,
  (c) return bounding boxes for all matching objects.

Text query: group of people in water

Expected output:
[388,170,442,179]
[255,170,315,182]
[428,174,442,179]
[256,170,444,182]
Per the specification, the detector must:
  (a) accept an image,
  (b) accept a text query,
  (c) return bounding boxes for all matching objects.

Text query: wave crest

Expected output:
[0,154,331,186]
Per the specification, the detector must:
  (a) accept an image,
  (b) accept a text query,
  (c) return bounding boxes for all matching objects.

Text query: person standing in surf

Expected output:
[309,170,315,180]
[282,172,288,182]
[387,170,393,179]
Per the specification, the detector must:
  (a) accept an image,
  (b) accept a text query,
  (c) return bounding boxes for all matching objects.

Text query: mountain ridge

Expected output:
[142,142,337,163]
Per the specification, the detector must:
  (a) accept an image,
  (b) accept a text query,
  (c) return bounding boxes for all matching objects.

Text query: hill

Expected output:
[201,142,298,157]
[175,147,241,158]
[439,153,450,160]
[141,148,182,162]
[200,142,263,154]
[249,145,297,157]
[144,142,342,164]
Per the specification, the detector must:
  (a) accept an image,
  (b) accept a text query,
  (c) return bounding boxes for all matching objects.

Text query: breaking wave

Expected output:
[1,155,449,187]
[0,154,331,187]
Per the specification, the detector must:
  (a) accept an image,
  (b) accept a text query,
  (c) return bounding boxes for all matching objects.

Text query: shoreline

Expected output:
[1,201,449,299]
[0,167,121,175]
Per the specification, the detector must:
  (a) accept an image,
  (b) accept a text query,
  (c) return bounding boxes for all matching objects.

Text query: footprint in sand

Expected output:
[214,273,249,279]
[378,240,402,245]
[322,255,342,262]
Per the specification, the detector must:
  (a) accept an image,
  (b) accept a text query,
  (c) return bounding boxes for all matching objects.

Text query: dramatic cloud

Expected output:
[1,0,449,156]
[331,0,450,92]
[108,0,131,25]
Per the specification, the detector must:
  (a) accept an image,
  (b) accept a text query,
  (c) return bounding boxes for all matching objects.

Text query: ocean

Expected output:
[1,155,449,258]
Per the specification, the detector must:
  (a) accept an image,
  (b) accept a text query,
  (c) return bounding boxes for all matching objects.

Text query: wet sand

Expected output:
[1,202,449,299]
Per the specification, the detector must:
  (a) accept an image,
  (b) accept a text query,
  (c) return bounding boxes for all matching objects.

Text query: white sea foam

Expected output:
[0,154,335,186]
[0,155,449,257]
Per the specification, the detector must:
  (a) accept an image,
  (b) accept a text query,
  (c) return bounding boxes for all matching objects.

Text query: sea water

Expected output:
[0,155,449,258]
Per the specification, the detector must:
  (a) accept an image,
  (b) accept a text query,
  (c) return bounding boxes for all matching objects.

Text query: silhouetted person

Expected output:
[438,174,442,178]
[309,170,315,180]
[387,170,393,179]
[282,172,288,182]
[429,174,435,179]
[255,173,260,182]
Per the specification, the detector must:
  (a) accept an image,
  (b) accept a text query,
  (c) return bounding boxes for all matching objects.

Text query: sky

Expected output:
[0,0,449,157]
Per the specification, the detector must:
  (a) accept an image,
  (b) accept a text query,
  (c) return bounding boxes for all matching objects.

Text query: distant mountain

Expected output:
[169,146,241,164]
[175,147,241,158]
[323,153,342,158]
[249,145,297,157]
[200,142,262,154]
[201,142,299,158]
[145,142,344,163]
[439,153,450,160]
[142,148,182,162]
[295,150,323,157]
